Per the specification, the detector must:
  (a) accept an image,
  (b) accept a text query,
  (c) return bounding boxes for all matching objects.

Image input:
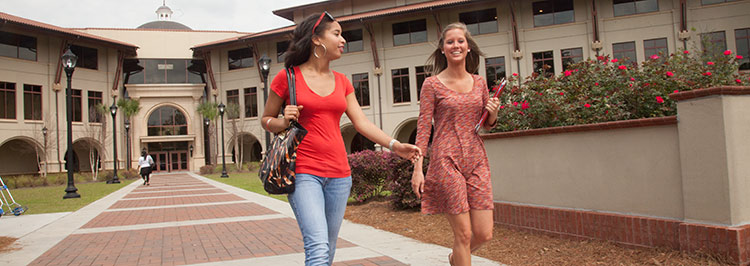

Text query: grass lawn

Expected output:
[203,172,288,202]
[6,179,136,215]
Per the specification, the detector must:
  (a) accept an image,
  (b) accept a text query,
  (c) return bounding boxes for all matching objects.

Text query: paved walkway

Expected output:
[0,172,501,266]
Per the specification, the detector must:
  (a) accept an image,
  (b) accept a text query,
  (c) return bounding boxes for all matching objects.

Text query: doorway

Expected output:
[147,142,189,172]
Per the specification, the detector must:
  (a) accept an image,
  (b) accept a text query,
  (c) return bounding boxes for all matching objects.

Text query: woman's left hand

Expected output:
[394,143,421,163]
[485,97,500,114]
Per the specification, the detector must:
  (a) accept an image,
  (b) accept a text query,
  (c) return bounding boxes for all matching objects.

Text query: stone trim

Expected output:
[481,116,677,140]
[670,86,750,101]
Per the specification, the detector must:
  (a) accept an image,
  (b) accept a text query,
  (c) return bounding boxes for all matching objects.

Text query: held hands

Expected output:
[283,105,304,125]
[393,142,421,164]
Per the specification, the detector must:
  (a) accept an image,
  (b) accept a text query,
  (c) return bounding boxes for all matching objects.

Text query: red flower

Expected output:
[499,105,505,109]
[564,70,572,76]
[628,83,633,87]
[584,103,591,108]
[724,50,732,55]
[605,110,609,114]
[666,71,674,77]
[630,77,635,81]
[673,90,679,93]
[597,56,605,61]
[703,71,712,76]
[650,54,659,60]
[738,55,745,60]
[684,50,690,54]
[521,102,530,110]
[737,79,743,84]
[537,92,543,96]
[611,59,619,63]
[618,65,627,70]
[512,73,518,76]
[707,61,714,66]
[656,96,664,103]
[559,92,564,96]
[518,111,524,115]
[513,102,519,106]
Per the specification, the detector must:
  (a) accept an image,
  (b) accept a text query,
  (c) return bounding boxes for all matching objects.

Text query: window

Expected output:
[561,48,583,70]
[485,57,506,84]
[736,28,750,70]
[226,89,240,119]
[613,0,658,16]
[459,9,499,35]
[123,59,204,84]
[701,31,727,57]
[415,66,431,100]
[72,89,82,122]
[276,41,289,63]
[87,91,102,123]
[532,51,555,77]
[393,19,427,46]
[244,87,258,118]
[0,82,16,119]
[532,0,574,27]
[643,38,668,59]
[23,84,42,121]
[147,106,188,136]
[0,31,37,61]
[391,68,411,103]
[228,47,253,70]
[352,73,370,106]
[702,0,740,4]
[342,29,364,53]
[613,41,637,65]
[70,45,98,70]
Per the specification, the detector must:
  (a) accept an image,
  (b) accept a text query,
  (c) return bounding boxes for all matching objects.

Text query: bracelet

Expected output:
[388,139,399,151]
[265,118,273,130]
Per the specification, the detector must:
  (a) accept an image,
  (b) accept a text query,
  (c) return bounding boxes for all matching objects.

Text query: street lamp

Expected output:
[107,103,120,184]
[218,103,229,178]
[62,47,80,199]
[42,127,48,175]
[258,54,272,157]
[124,120,130,169]
[204,118,210,165]
[189,145,194,157]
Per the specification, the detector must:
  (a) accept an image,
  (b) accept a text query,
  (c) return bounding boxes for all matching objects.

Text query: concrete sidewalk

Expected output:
[0,172,501,266]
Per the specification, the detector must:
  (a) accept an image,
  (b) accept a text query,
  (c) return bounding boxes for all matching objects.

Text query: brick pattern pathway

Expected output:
[27,173,407,266]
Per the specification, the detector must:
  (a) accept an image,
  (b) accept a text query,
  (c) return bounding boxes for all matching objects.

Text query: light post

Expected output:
[258,54,272,157]
[218,103,229,178]
[204,118,210,165]
[62,48,80,199]
[42,127,48,175]
[124,120,130,169]
[107,103,120,184]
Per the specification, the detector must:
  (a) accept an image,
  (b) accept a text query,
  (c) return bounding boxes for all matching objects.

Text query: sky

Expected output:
[1,0,323,33]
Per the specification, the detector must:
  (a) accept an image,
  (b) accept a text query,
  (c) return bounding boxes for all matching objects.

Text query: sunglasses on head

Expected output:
[312,11,335,35]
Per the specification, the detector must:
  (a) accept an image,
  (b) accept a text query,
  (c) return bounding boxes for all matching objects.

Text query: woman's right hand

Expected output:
[411,170,425,199]
[283,105,304,124]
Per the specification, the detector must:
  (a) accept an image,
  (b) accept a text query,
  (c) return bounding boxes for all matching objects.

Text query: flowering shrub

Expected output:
[493,48,750,132]
[348,149,429,209]
[386,151,429,210]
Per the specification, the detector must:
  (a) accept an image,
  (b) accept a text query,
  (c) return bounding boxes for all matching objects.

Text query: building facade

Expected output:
[1,0,748,175]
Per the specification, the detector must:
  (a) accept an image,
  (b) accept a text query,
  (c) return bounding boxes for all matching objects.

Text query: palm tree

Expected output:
[117,98,141,169]
[197,101,219,164]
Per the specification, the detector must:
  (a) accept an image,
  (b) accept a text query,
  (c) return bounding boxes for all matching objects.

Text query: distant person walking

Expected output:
[261,11,421,266]
[138,149,154,186]
[411,22,500,266]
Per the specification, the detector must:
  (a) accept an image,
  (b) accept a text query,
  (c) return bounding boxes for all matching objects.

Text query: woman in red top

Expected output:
[411,22,501,266]
[261,12,421,266]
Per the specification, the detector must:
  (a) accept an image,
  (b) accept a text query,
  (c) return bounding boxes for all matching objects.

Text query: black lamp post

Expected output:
[124,120,130,169]
[42,127,48,174]
[204,118,210,165]
[218,103,229,178]
[107,103,120,184]
[258,54,272,157]
[189,145,194,157]
[62,48,80,199]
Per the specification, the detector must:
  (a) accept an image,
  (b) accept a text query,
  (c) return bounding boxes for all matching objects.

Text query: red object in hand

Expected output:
[475,78,507,133]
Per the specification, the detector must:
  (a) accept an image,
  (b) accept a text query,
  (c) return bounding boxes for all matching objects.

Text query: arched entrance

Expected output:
[72,138,102,173]
[351,133,375,153]
[231,133,262,163]
[145,105,190,172]
[0,138,41,175]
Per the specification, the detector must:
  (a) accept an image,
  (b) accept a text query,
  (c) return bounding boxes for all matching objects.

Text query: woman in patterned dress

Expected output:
[411,22,500,266]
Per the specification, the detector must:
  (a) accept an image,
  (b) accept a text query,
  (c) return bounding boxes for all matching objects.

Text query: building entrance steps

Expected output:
[0,172,502,266]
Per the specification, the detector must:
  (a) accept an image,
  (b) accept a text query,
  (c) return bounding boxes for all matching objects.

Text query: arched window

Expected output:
[148,106,187,136]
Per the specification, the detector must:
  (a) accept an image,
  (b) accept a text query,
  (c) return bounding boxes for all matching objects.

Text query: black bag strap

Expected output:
[286,67,297,105]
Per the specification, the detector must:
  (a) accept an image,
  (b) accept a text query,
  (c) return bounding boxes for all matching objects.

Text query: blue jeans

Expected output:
[288,174,352,266]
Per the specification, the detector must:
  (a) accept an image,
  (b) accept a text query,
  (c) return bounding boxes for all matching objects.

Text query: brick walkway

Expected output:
[25,173,409,266]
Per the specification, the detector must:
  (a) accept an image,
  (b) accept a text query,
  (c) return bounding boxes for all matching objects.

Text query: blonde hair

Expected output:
[426,22,484,76]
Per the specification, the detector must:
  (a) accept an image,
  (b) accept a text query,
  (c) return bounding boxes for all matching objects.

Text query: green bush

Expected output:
[348,150,392,203]
[493,48,750,132]
[121,169,140,180]
[386,152,429,210]
[200,164,216,175]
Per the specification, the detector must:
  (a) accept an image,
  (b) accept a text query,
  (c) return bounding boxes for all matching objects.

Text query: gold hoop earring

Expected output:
[313,43,328,58]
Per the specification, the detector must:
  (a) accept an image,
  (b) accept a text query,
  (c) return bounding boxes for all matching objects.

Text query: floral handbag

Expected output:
[258,67,307,194]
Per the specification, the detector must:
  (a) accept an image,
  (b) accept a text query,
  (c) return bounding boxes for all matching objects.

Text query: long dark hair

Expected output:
[426,22,484,76]
[284,13,336,68]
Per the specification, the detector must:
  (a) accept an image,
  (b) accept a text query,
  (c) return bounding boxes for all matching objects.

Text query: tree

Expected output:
[117,98,141,169]
[197,101,219,164]
[225,102,246,170]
